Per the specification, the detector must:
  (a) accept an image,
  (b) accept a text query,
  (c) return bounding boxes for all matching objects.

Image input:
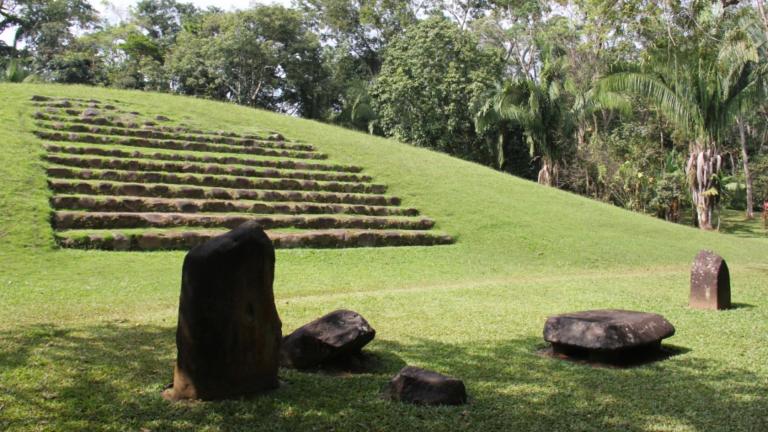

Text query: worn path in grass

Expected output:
[1,84,767,431]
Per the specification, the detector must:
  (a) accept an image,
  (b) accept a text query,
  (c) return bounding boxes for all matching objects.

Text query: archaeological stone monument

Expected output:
[543,309,675,364]
[385,366,468,406]
[281,309,375,369]
[163,221,282,401]
[690,250,731,310]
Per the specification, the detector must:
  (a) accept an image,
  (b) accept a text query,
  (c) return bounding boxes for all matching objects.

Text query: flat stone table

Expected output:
[543,309,675,364]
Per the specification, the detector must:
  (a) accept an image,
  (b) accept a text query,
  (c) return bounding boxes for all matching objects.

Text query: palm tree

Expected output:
[599,12,765,230]
[475,51,574,186]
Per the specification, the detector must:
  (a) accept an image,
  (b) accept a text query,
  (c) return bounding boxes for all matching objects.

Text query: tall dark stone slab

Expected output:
[163,221,282,401]
[281,309,375,369]
[690,250,731,310]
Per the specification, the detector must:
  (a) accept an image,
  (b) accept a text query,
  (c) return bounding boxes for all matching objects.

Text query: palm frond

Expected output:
[599,71,704,140]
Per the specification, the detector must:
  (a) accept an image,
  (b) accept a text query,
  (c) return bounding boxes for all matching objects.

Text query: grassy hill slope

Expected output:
[1,84,767,431]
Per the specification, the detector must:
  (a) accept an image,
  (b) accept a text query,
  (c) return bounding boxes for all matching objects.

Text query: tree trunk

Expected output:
[738,118,754,219]
[686,144,722,230]
[538,158,553,186]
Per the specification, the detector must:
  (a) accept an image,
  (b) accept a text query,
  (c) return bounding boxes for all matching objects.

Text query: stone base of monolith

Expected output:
[163,221,282,401]
[690,250,731,310]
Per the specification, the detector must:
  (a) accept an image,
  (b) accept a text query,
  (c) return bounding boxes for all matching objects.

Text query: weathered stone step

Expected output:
[55,228,455,250]
[51,195,419,217]
[33,106,281,141]
[48,179,402,206]
[45,154,373,183]
[53,211,436,231]
[46,166,387,195]
[45,143,362,173]
[37,119,315,151]
[34,130,326,160]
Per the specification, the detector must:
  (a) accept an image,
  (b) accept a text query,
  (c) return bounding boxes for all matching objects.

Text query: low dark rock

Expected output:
[543,309,675,363]
[82,108,100,117]
[269,133,285,141]
[31,95,51,101]
[281,309,375,369]
[385,366,467,406]
[163,222,282,401]
[690,250,731,310]
[156,115,171,122]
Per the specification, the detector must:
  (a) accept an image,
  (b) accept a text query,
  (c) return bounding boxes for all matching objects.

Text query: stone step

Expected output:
[34,130,326,160]
[44,144,363,173]
[45,154,373,183]
[33,106,282,141]
[46,166,387,195]
[48,179,402,206]
[51,195,420,217]
[55,228,455,250]
[52,211,436,231]
[37,119,315,151]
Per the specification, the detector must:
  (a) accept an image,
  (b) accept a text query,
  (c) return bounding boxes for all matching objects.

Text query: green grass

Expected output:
[1,83,768,431]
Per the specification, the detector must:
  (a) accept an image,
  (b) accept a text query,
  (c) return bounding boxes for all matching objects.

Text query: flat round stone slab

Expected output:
[544,309,675,351]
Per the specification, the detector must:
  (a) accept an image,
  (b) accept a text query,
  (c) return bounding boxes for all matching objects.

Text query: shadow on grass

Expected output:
[717,215,766,238]
[730,302,755,310]
[1,323,766,431]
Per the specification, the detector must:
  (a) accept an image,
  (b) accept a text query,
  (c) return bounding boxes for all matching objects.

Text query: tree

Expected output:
[131,0,198,50]
[166,6,331,118]
[0,0,97,74]
[600,4,765,229]
[475,43,578,186]
[297,0,423,77]
[371,17,502,164]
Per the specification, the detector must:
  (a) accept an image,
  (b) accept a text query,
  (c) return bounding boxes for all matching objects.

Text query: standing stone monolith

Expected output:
[163,221,282,401]
[690,250,731,310]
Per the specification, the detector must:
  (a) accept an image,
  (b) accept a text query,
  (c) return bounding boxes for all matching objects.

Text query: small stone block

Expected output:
[385,366,467,406]
[690,250,731,310]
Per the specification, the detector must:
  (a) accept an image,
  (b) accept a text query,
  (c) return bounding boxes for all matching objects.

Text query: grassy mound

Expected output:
[1,84,767,431]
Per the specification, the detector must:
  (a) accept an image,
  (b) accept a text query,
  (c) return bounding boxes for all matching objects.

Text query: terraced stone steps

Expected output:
[56,228,454,250]
[46,166,387,194]
[33,95,454,250]
[45,154,373,183]
[35,130,325,160]
[33,103,283,141]
[38,120,315,151]
[48,179,402,206]
[53,211,436,231]
[44,143,363,173]
[51,195,419,217]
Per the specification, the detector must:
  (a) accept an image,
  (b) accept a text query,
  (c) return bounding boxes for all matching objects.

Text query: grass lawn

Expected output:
[1,83,767,431]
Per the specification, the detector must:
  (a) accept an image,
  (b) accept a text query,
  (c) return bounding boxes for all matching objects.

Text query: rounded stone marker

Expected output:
[163,221,282,401]
[385,366,468,406]
[690,250,731,310]
[543,309,675,362]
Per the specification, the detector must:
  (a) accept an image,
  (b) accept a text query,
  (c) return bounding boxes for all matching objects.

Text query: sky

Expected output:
[1,0,293,45]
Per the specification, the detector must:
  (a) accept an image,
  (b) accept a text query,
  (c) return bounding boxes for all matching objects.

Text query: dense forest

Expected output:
[2,0,767,229]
